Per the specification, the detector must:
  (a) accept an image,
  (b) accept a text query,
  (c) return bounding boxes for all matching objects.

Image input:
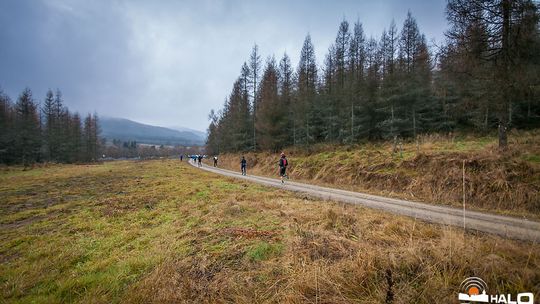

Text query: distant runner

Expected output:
[279,152,289,183]
[241,156,247,176]
[180,154,183,162]
[198,155,203,167]
[213,156,218,167]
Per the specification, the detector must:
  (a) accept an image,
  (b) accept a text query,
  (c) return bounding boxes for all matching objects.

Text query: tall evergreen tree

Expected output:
[14,88,41,167]
[347,21,367,142]
[83,113,100,161]
[296,34,319,144]
[42,89,55,160]
[278,53,295,146]
[249,44,262,150]
[378,20,401,139]
[334,20,352,141]
[362,36,382,140]
[0,89,15,164]
[255,57,285,151]
[393,11,433,138]
[68,112,83,162]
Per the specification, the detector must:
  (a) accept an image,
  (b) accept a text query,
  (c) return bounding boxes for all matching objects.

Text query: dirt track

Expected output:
[191,161,540,242]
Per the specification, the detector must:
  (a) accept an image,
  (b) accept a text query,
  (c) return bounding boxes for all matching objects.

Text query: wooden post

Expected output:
[392,135,398,157]
[462,160,466,230]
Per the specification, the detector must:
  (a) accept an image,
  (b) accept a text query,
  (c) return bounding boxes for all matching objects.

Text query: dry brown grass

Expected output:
[1,160,539,303]
[126,191,540,303]
[214,130,540,218]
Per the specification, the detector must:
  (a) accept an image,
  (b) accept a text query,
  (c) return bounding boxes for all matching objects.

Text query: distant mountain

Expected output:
[100,117,205,146]
[168,126,207,139]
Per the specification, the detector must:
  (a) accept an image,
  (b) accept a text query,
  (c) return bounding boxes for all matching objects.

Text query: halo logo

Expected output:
[459,277,489,303]
[458,277,534,304]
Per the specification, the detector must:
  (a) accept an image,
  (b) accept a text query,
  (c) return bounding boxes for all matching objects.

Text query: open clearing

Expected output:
[1,160,539,303]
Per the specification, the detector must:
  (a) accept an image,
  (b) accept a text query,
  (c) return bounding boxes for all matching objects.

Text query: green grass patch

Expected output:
[523,153,540,164]
[246,241,283,261]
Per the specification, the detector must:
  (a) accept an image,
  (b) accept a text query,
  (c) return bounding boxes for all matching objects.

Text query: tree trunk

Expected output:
[412,108,416,138]
[499,0,510,150]
[293,119,296,146]
[527,95,531,120]
[351,102,354,142]
[508,101,512,126]
[498,123,508,149]
[391,104,395,136]
[484,107,489,130]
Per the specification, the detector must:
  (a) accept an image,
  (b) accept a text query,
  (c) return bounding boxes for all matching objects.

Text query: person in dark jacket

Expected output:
[241,156,247,175]
[279,152,288,183]
[197,155,203,167]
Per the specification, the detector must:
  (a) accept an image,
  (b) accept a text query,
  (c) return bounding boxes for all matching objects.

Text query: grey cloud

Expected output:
[0,0,447,131]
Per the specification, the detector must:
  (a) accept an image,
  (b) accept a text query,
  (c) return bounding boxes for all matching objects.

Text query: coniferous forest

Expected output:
[0,88,101,166]
[206,0,540,154]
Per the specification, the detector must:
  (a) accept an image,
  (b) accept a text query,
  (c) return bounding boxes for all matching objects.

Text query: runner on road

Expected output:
[279,152,289,183]
[198,155,203,167]
[241,156,247,176]
[213,156,218,167]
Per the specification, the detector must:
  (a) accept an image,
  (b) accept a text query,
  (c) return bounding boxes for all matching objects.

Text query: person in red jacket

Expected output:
[279,152,289,183]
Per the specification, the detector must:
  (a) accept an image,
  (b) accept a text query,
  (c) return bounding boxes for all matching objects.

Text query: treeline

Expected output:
[207,0,540,154]
[0,87,101,166]
[102,139,202,159]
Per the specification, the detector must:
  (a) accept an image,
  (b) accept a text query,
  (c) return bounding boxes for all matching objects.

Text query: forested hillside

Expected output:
[206,0,540,154]
[100,117,205,146]
[0,88,101,166]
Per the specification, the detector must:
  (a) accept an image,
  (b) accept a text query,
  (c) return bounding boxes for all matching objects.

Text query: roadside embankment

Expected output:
[212,131,540,218]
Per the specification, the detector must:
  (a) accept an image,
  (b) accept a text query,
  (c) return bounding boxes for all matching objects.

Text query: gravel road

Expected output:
[191,161,540,242]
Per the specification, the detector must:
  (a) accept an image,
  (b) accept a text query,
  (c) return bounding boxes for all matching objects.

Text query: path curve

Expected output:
[190,161,540,242]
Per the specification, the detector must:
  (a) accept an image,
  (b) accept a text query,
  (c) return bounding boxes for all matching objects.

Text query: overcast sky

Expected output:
[0,0,448,132]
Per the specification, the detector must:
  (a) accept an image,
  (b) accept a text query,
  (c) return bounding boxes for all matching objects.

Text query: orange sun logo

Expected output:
[468,286,480,296]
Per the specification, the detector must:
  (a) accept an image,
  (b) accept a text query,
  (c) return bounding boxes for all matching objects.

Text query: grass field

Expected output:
[215,130,540,218]
[1,160,539,303]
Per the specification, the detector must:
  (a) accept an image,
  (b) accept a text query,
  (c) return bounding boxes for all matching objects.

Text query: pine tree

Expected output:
[42,89,55,160]
[206,109,220,155]
[83,113,100,161]
[228,78,251,151]
[256,56,286,151]
[392,11,431,138]
[0,89,15,164]
[69,113,83,162]
[14,88,41,167]
[333,20,351,141]
[321,44,338,141]
[296,34,319,145]
[348,20,366,141]
[278,53,295,146]
[249,44,262,150]
[361,36,382,140]
[238,63,252,150]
